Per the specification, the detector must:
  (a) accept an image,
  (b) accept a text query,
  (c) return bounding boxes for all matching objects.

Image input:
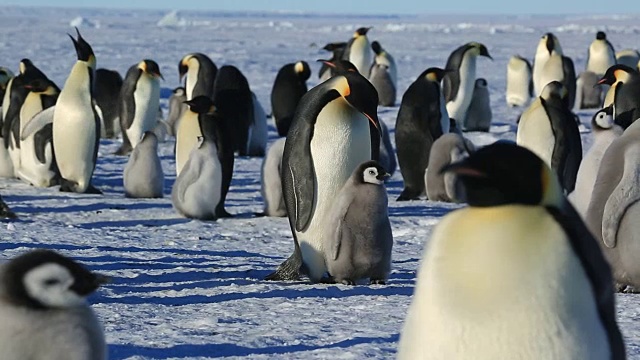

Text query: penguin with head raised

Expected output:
[94,68,123,139]
[260,137,287,217]
[533,32,562,96]
[0,249,109,360]
[615,49,640,68]
[123,131,164,198]
[597,64,640,129]
[265,61,381,282]
[425,132,475,203]
[537,33,577,107]
[463,78,492,132]
[115,59,163,155]
[166,86,187,137]
[442,42,492,130]
[324,160,392,285]
[179,52,217,101]
[398,142,626,360]
[506,55,533,107]
[575,71,604,109]
[587,31,616,75]
[368,41,397,106]
[318,42,347,81]
[271,61,311,136]
[52,28,101,194]
[396,67,449,201]
[342,27,373,77]
[213,65,254,156]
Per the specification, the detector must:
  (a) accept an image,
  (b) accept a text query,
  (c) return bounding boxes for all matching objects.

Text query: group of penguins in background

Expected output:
[1,24,640,359]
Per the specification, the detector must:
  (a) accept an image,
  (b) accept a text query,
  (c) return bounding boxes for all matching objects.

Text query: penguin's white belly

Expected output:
[349,37,373,77]
[506,64,531,107]
[173,146,222,218]
[18,135,53,188]
[297,97,371,280]
[517,102,555,166]
[261,137,286,216]
[127,77,160,149]
[533,52,551,96]
[398,206,610,360]
[587,45,615,75]
[446,56,476,124]
[175,112,202,176]
[539,55,565,89]
[0,138,13,178]
[185,65,199,100]
[604,83,616,108]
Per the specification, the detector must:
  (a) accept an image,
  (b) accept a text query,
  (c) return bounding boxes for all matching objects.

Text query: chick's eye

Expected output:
[368,170,375,175]
[44,278,60,286]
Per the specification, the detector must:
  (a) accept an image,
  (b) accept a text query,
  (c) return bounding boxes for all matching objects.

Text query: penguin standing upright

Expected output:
[538,35,576,108]
[442,42,492,129]
[464,78,492,132]
[587,31,616,75]
[260,137,287,217]
[597,64,640,129]
[266,65,381,282]
[123,131,164,198]
[318,42,347,81]
[0,67,14,101]
[396,68,449,200]
[506,55,533,107]
[517,81,582,193]
[115,59,163,155]
[615,49,640,68]
[369,41,397,106]
[575,71,604,109]
[213,65,254,156]
[533,33,562,96]
[271,61,310,136]
[342,27,373,77]
[0,249,109,360]
[246,92,267,157]
[52,28,101,194]
[425,132,475,203]
[166,87,187,136]
[179,53,217,101]
[397,142,626,360]
[93,68,123,138]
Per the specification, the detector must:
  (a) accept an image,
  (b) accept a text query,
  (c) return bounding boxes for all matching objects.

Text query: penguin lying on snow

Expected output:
[615,49,640,69]
[0,249,109,360]
[398,142,626,360]
[123,131,164,198]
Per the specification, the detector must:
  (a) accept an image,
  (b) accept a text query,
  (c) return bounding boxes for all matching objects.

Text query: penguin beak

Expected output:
[440,161,487,177]
[154,71,165,81]
[318,59,335,68]
[596,77,608,86]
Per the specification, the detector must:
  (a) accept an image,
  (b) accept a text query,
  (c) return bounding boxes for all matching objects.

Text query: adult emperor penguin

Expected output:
[115,59,163,155]
[585,118,640,291]
[52,28,102,194]
[123,131,164,198]
[538,44,577,108]
[424,132,475,203]
[341,27,373,77]
[94,68,123,138]
[533,32,562,96]
[396,68,449,200]
[397,142,626,360]
[586,31,616,75]
[570,106,622,217]
[575,71,603,109]
[517,81,582,193]
[265,64,381,282]
[213,65,254,156]
[443,42,492,129]
[260,137,287,217]
[369,41,397,106]
[615,49,640,68]
[0,249,109,360]
[463,78,492,132]
[318,42,347,81]
[506,55,533,107]
[597,64,640,129]
[166,87,187,136]
[178,52,217,100]
[324,160,393,285]
[271,61,311,136]
[246,92,267,157]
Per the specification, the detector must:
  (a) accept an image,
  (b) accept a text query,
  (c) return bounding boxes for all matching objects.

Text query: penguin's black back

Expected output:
[94,68,123,138]
[271,62,309,136]
[213,65,253,156]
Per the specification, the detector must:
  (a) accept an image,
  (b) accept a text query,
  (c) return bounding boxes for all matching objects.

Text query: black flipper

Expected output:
[34,123,52,164]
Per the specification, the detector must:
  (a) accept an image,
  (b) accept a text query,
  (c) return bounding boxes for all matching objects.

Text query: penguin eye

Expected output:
[368,170,376,176]
[44,278,60,286]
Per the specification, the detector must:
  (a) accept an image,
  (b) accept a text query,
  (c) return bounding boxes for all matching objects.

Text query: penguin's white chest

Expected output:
[507,60,532,107]
[349,37,373,77]
[446,55,476,124]
[175,112,202,176]
[127,75,160,149]
[20,93,43,132]
[539,54,565,89]
[533,49,552,96]
[297,96,372,280]
[185,61,200,100]
[398,206,609,360]
[587,42,615,75]
[516,100,555,166]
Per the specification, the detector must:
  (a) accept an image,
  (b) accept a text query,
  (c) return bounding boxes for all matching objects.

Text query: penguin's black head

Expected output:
[354,27,371,36]
[540,81,567,101]
[322,72,380,135]
[467,42,492,59]
[139,59,164,80]
[476,78,488,87]
[19,59,34,74]
[596,31,606,40]
[597,64,636,86]
[178,54,192,80]
[371,41,382,55]
[356,160,389,185]
[293,61,311,81]
[318,59,358,74]
[68,27,95,66]
[544,33,556,54]
[184,95,216,115]
[441,141,563,207]
[419,67,448,83]
[24,78,58,95]
[2,249,109,310]
[322,42,347,52]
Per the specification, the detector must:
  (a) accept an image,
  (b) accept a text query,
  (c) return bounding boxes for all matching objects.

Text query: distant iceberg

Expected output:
[69,16,100,29]
[157,10,189,27]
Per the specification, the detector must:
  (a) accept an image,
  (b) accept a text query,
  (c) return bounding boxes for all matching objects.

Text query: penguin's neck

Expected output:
[185,60,200,100]
[349,36,372,76]
[20,93,43,131]
[60,62,93,106]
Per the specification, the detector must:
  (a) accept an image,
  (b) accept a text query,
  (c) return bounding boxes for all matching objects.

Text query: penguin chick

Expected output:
[123,131,164,198]
[260,137,286,217]
[0,249,109,360]
[425,133,475,203]
[167,87,187,137]
[324,161,393,285]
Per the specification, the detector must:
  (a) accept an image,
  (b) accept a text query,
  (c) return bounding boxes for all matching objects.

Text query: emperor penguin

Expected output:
[424,132,475,203]
[575,71,604,109]
[115,59,163,155]
[378,120,396,177]
[0,249,109,360]
[570,106,622,217]
[597,64,640,129]
[506,55,533,107]
[52,28,102,194]
[123,131,164,198]
[0,193,16,218]
[246,92,267,157]
[166,87,187,136]
[517,81,582,194]
[271,61,311,136]
[369,41,397,106]
[178,52,217,100]
[396,68,449,201]
[324,160,393,285]
[341,27,373,77]
[463,78,492,132]
[0,67,14,101]
[318,42,347,81]
[538,43,577,107]
[585,118,640,291]
[0,67,15,176]
[533,32,562,96]
[265,65,381,282]
[442,42,492,129]
[213,65,254,156]
[94,68,123,138]
[586,31,616,75]
[260,137,287,217]
[397,141,626,360]
[615,49,640,69]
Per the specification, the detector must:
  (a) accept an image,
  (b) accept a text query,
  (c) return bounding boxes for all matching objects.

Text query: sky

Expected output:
[1,0,635,15]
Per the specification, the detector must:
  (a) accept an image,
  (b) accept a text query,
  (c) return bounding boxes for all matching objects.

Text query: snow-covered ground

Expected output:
[1,6,640,359]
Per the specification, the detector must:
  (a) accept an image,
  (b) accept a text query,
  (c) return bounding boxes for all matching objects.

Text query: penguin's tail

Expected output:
[265,250,303,281]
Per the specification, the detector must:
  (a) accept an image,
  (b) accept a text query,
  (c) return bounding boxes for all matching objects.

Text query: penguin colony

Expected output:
[1,22,640,359]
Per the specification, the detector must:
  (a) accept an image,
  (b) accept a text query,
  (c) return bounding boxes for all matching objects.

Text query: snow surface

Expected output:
[1,6,640,359]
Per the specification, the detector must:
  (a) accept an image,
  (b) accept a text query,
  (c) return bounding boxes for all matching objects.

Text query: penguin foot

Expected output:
[59,179,78,193]
[265,251,302,281]
[339,279,355,286]
[370,279,386,285]
[397,190,420,201]
[84,185,103,195]
[319,276,336,284]
[622,285,640,294]
[215,208,233,218]
[0,199,17,219]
